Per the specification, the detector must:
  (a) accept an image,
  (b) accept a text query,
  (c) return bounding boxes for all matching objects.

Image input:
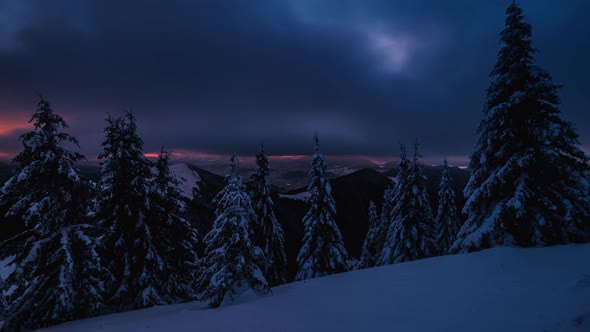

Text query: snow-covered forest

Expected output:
[0,3,589,331]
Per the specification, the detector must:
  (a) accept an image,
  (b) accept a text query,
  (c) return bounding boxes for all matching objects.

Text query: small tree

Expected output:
[0,98,107,331]
[359,201,380,269]
[435,158,461,254]
[195,154,269,307]
[379,143,436,264]
[295,134,349,280]
[251,145,287,286]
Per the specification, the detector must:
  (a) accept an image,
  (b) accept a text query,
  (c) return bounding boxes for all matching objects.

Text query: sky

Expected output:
[0,0,589,166]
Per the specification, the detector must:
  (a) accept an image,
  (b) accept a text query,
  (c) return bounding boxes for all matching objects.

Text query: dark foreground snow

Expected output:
[43,244,590,332]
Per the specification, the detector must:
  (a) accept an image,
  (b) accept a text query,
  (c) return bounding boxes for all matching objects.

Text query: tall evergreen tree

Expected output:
[295,134,348,280]
[435,158,461,254]
[195,154,269,307]
[453,3,590,252]
[97,112,165,309]
[250,145,287,286]
[379,143,436,264]
[373,144,411,267]
[359,201,380,269]
[150,147,200,303]
[0,98,107,331]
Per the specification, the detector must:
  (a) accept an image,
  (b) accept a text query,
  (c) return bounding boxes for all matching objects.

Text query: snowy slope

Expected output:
[43,244,590,332]
[169,163,201,199]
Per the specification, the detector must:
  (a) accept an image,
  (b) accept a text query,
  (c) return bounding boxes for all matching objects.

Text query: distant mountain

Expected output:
[329,168,393,257]
[185,155,385,193]
[169,163,202,199]
[180,164,226,254]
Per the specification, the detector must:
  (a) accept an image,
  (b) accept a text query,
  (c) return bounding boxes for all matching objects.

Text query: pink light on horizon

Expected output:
[141,149,473,168]
[0,115,30,136]
[268,155,307,160]
[143,149,228,162]
[144,150,310,163]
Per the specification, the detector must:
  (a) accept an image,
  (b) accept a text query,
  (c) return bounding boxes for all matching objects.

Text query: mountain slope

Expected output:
[43,244,590,332]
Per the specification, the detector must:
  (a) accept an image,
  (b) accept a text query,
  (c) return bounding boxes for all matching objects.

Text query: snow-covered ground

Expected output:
[279,191,311,201]
[169,163,201,199]
[43,244,590,332]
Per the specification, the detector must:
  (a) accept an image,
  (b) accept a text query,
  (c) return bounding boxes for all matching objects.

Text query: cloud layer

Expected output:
[0,0,588,161]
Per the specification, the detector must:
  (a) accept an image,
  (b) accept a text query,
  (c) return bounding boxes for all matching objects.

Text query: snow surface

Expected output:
[169,164,201,199]
[40,244,590,332]
[278,191,311,202]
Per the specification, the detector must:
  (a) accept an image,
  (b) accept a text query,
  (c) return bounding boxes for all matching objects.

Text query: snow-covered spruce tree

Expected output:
[452,3,590,253]
[97,112,166,309]
[379,143,437,264]
[0,98,107,331]
[359,201,380,269]
[373,144,412,267]
[295,134,349,280]
[435,158,461,254]
[250,145,287,286]
[195,154,269,307]
[150,147,200,303]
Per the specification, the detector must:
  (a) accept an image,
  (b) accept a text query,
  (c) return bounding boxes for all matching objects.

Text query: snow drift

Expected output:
[42,244,590,332]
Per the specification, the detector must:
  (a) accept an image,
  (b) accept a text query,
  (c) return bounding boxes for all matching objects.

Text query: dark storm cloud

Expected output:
[0,0,588,161]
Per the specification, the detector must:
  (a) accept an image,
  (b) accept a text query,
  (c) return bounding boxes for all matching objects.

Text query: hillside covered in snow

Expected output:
[44,244,590,332]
